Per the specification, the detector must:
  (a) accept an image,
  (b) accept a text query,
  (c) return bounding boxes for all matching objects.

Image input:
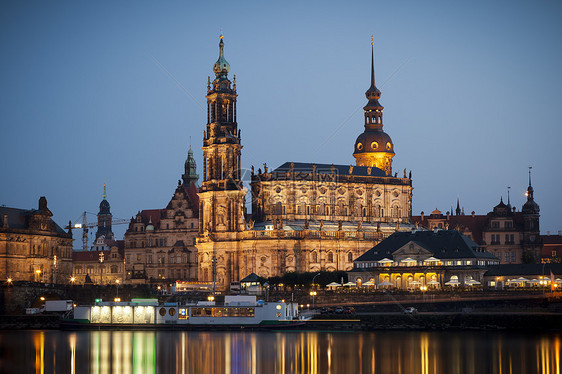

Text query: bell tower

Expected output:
[198,34,246,235]
[353,38,395,175]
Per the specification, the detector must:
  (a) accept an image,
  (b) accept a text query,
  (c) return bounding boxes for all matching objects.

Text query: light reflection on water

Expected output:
[0,330,560,374]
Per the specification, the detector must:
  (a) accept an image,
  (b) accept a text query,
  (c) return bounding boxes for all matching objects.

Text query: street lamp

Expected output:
[420,285,427,302]
[99,252,104,285]
[207,295,215,302]
[70,277,75,285]
[7,278,12,285]
[53,255,57,284]
[312,273,321,289]
[309,290,317,308]
[116,279,120,299]
[35,269,42,283]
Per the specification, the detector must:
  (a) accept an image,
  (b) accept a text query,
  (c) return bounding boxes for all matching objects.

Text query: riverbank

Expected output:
[1,311,561,331]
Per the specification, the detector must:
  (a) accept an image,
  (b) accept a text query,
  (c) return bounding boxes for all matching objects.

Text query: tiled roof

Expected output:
[484,264,562,277]
[72,249,111,262]
[0,206,68,235]
[542,235,562,245]
[355,230,496,262]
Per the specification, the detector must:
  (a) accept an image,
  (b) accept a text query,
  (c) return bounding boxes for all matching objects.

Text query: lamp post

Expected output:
[420,285,427,302]
[35,269,42,283]
[53,255,57,284]
[309,290,317,308]
[116,279,120,299]
[312,273,321,289]
[7,278,12,286]
[70,276,75,286]
[99,252,104,286]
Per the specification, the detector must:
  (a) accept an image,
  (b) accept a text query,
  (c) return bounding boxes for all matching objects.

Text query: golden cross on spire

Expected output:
[220,28,223,39]
[371,35,373,46]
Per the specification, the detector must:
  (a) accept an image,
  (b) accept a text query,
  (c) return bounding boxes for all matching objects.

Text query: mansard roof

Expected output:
[271,162,387,177]
[355,229,496,262]
[0,206,68,235]
[484,263,562,277]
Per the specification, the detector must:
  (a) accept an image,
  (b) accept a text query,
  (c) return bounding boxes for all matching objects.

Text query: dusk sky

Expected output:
[1,1,561,246]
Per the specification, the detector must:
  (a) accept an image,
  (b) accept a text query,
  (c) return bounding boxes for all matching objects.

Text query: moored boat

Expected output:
[63,295,305,330]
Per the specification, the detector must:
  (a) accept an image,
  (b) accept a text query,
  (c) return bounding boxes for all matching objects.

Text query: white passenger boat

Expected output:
[65,295,304,330]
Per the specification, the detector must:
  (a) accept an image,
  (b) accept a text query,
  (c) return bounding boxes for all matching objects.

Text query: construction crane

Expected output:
[67,212,130,251]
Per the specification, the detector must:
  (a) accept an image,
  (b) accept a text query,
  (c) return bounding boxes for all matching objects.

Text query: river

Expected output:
[0,330,560,373]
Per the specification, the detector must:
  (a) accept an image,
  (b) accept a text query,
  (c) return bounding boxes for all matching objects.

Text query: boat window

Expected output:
[169,308,176,316]
[159,308,166,317]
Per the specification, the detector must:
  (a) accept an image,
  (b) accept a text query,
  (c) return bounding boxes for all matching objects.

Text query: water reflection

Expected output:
[0,330,560,373]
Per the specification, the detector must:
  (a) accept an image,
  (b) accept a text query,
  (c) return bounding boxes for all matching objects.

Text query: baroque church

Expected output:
[196,36,414,290]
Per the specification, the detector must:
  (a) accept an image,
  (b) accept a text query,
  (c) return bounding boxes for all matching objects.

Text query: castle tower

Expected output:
[182,146,199,187]
[96,183,114,240]
[522,168,540,234]
[353,40,395,175]
[198,34,246,235]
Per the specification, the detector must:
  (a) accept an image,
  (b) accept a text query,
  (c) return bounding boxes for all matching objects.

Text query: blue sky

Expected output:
[1,0,561,245]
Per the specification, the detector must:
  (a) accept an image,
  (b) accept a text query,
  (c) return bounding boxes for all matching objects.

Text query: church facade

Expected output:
[196,36,414,290]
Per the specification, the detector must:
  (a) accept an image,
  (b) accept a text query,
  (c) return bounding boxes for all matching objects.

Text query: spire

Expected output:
[507,186,511,208]
[183,140,199,187]
[365,37,381,102]
[370,36,376,91]
[526,166,534,200]
[103,182,107,200]
[213,33,230,79]
[455,196,461,216]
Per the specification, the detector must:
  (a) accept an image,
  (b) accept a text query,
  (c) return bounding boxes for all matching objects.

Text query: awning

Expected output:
[378,281,393,286]
[409,280,422,286]
[401,258,417,263]
[466,279,481,285]
[326,282,342,287]
[445,279,460,286]
[378,258,394,264]
[363,280,375,286]
[427,280,440,285]
[343,282,356,287]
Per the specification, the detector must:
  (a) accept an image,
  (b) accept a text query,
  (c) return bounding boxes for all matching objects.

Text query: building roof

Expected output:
[355,229,496,262]
[271,162,387,177]
[0,206,68,235]
[484,264,562,277]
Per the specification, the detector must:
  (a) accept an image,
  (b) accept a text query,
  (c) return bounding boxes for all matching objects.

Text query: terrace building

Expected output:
[348,230,499,289]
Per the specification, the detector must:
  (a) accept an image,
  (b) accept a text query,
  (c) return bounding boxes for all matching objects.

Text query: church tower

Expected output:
[198,34,246,235]
[96,183,114,240]
[353,40,395,175]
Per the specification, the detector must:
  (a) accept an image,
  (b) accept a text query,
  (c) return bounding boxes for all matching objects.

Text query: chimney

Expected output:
[471,211,475,217]
[3,214,7,228]
[420,211,424,221]
[38,196,47,211]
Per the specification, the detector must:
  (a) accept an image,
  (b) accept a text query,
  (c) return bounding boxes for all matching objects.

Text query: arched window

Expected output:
[327,252,334,262]
[347,252,353,262]
[311,252,318,263]
[275,202,283,215]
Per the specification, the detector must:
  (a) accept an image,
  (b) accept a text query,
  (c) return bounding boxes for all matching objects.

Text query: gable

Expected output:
[393,241,433,262]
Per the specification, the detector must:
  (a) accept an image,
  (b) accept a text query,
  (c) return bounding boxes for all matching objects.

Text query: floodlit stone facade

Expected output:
[196,36,414,290]
[0,197,73,283]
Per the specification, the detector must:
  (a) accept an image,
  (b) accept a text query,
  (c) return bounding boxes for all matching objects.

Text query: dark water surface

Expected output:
[0,329,560,374]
